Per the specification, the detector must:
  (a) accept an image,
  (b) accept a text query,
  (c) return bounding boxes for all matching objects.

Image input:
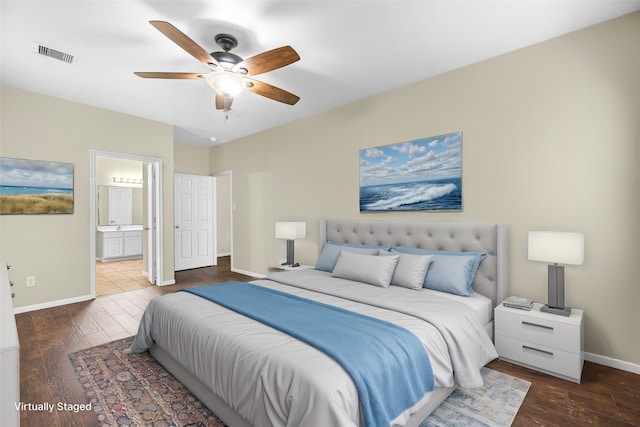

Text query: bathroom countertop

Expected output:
[97,225,143,232]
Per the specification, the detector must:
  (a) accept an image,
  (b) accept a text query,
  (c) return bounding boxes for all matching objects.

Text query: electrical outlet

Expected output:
[26,276,36,287]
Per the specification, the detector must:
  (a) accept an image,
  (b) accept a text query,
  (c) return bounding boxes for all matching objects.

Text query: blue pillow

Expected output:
[391,247,487,296]
[423,254,477,296]
[315,242,388,272]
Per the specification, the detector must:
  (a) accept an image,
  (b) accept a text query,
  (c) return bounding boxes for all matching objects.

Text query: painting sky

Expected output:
[0,157,73,189]
[360,132,461,187]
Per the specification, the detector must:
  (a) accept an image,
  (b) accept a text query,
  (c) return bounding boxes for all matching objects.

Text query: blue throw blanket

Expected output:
[181,282,434,426]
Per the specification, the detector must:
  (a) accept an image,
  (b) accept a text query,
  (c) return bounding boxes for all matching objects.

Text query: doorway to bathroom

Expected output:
[89,150,163,298]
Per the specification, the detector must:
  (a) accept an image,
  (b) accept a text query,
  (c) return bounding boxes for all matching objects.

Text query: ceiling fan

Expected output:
[135,21,300,111]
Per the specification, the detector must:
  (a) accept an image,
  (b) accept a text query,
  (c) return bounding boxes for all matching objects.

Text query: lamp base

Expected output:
[280,262,300,267]
[540,305,572,316]
[285,239,295,266]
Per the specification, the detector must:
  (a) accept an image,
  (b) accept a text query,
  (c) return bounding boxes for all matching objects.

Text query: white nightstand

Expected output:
[495,301,584,383]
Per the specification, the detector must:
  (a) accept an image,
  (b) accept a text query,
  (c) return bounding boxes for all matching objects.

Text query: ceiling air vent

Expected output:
[32,42,77,65]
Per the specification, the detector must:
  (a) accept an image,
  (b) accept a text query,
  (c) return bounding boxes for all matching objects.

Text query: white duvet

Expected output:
[130,269,498,427]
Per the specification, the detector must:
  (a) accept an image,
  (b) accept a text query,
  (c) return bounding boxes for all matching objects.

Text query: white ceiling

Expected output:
[2,1,639,147]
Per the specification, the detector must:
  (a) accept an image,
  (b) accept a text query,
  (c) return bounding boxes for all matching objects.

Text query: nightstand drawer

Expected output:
[496,335,583,382]
[495,307,580,353]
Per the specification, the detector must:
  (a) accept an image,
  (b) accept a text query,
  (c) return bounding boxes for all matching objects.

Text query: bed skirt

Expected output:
[149,343,454,427]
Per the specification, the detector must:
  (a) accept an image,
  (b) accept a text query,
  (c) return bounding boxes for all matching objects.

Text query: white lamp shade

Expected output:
[275,222,306,240]
[528,231,584,265]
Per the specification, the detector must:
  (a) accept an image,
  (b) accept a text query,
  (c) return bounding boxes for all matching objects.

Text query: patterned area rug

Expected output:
[69,337,223,426]
[70,336,530,426]
[422,367,531,426]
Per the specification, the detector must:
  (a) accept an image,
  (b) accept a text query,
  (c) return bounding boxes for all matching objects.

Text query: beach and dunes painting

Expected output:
[0,157,74,214]
[360,132,462,212]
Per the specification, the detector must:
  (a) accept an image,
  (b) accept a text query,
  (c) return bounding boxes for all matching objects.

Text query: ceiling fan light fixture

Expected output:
[136,23,300,109]
[211,51,243,70]
[206,71,246,97]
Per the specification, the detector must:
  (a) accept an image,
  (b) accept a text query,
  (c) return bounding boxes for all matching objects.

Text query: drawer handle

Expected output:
[522,345,554,358]
[522,320,554,331]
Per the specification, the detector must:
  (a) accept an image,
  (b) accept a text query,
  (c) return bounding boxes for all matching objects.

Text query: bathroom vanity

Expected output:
[96,225,143,261]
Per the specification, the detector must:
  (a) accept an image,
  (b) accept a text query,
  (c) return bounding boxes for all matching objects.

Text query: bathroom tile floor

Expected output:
[96,258,152,296]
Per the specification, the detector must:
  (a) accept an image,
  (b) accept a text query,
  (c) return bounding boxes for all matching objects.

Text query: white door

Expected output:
[174,173,216,271]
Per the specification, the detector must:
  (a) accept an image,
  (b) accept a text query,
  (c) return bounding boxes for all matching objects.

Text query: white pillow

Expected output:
[315,242,381,272]
[379,250,433,290]
[332,250,399,287]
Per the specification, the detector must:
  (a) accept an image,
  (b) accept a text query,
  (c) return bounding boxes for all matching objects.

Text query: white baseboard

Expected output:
[231,267,265,279]
[217,252,231,257]
[141,270,174,286]
[584,352,640,375]
[14,294,94,314]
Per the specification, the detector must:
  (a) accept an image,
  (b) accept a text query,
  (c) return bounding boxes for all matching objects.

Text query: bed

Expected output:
[130,219,508,427]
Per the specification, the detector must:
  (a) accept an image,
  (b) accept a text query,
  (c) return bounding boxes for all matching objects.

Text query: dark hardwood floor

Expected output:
[487,359,640,426]
[16,256,251,427]
[15,257,640,426]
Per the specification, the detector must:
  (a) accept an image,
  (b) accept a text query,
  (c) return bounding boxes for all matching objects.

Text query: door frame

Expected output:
[212,170,233,268]
[89,150,164,296]
[146,162,159,284]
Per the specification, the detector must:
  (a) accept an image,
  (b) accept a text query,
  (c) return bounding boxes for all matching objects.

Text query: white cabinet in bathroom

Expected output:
[97,226,143,261]
[123,231,143,257]
[100,231,125,259]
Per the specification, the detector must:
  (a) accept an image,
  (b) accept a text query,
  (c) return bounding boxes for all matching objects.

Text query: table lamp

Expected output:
[528,231,584,316]
[275,221,306,266]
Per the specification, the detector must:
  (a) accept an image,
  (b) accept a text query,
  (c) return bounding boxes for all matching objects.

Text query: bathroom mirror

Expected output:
[97,185,143,226]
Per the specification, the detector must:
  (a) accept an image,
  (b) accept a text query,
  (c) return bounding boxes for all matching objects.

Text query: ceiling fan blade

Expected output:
[245,78,300,105]
[149,20,219,68]
[234,46,300,76]
[134,72,204,79]
[215,93,233,110]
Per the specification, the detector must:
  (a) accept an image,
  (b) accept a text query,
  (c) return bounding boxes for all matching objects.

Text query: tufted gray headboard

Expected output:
[319,219,508,308]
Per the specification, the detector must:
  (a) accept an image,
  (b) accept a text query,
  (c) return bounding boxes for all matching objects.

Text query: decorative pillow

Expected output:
[314,242,386,272]
[332,250,399,287]
[379,250,433,290]
[421,255,478,296]
[391,247,487,296]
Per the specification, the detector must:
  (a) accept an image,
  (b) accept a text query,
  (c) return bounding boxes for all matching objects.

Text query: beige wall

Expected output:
[210,13,640,365]
[0,86,176,308]
[174,141,210,175]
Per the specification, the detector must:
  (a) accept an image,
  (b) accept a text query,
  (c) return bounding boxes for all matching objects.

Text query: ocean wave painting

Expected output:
[360,132,462,212]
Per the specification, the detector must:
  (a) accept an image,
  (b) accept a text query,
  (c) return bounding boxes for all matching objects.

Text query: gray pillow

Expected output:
[379,249,433,290]
[314,242,382,272]
[391,247,487,296]
[332,250,399,287]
